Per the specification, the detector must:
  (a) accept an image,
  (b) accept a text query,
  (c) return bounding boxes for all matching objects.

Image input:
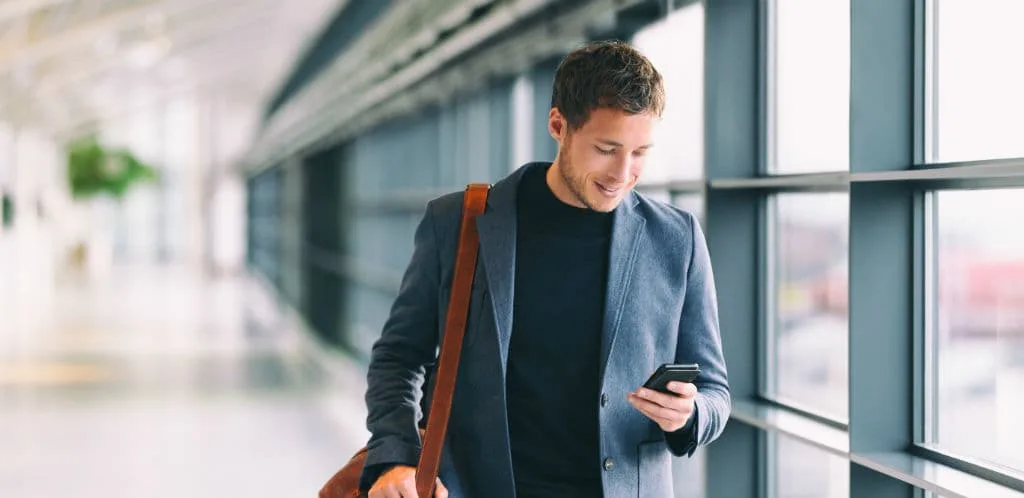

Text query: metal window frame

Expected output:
[242,0,1024,496]
[912,184,1024,494]
[710,0,1024,497]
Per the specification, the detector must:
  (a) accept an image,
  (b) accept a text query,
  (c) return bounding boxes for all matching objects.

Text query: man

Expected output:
[361,40,730,498]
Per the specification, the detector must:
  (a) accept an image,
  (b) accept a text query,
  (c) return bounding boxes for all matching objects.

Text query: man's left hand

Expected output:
[627,382,697,432]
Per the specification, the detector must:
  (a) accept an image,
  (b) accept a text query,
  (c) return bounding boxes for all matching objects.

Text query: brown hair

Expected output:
[551,40,665,131]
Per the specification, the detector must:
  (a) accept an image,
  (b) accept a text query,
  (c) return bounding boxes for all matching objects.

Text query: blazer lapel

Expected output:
[599,192,645,383]
[474,164,532,374]
[474,165,645,382]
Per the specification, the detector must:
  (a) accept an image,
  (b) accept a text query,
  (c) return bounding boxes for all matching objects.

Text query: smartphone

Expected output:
[642,363,700,394]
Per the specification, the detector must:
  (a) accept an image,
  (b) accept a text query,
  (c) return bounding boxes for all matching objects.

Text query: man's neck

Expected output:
[544,160,586,209]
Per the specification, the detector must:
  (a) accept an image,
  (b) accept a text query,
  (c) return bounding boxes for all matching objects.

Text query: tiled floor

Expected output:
[0,267,369,497]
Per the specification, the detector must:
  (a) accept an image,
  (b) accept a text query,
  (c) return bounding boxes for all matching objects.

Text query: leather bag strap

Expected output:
[415,183,489,497]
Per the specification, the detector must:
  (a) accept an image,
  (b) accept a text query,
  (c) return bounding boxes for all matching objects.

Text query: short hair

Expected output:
[550,40,665,131]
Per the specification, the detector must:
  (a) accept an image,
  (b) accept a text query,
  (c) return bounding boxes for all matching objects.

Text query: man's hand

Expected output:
[627,381,697,432]
[368,465,449,498]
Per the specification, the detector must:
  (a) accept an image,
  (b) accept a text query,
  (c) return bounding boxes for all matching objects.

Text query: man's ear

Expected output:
[548,107,567,143]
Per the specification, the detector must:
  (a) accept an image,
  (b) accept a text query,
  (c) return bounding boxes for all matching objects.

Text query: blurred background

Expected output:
[1,0,1023,497]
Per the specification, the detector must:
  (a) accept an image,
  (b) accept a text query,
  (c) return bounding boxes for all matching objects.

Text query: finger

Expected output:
[633,391,692,420]
[369,487,392,498]
[666,381,698,398]
[631,398,680,431]
[435,478,449,498]
[636,387,688,412]
[631,398,673,425]
[629,393,683,423]
[630,395,692,432]
[368,484,392,498]
[398,476,419,498]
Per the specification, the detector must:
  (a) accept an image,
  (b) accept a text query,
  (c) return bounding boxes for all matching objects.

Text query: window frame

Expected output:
[762,190,851,428]
[764,0,851,175]
[721,0,1024,496]
[913,186,1024,492]
[237,0,1024,495]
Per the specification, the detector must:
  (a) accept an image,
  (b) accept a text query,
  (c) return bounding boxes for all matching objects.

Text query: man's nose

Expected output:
[607,156,632,183]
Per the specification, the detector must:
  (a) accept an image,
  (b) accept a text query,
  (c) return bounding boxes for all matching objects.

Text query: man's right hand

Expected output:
[368,465,449,498]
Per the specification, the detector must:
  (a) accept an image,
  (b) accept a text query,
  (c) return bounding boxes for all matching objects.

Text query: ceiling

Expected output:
[244,0,628,172]
[0,0,338,142]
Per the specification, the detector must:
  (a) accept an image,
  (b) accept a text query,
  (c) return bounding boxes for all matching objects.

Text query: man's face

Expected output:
[547,106,656,213]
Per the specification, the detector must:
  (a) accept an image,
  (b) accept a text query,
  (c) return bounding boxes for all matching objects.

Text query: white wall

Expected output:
[0,124,63,338]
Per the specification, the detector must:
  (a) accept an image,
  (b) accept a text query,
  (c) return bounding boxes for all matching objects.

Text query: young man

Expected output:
[361,40,730,498]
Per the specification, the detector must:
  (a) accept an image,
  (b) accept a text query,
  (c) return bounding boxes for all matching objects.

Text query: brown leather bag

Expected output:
[319,183,490,498]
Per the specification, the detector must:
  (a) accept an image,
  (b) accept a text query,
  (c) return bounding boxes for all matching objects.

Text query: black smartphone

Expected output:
[642,363,700,394]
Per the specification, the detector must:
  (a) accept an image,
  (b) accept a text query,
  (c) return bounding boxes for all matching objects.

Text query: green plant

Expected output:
[66,136,159,200]
[1,192,12,227]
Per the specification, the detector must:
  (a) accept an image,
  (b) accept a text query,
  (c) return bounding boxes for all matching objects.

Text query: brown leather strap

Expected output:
[415,183,489,497]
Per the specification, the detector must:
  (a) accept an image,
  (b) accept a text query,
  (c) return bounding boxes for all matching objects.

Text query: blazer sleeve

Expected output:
[665,212,732,457]
[359,201,444,490]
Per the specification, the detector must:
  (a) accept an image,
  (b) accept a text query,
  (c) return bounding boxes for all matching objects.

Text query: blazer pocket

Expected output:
[637,440,673,498]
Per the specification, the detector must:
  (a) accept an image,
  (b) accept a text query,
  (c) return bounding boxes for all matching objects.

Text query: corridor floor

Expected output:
[0,267,369,497]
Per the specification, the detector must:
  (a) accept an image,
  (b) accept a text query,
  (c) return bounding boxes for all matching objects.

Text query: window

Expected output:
[927,0,1024,162]
[771,433,849,498]
[672,448,705,498]
[926,189,1024,473]
[642,189,671,204]
[672,193,704,223]
[769,0,850,173]
[0,122,10,190]
[768,193,849,420]
[0,122,11,230]
[633,3,704,183]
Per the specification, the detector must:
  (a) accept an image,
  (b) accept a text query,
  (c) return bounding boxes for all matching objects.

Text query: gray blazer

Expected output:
[361,163,730,498]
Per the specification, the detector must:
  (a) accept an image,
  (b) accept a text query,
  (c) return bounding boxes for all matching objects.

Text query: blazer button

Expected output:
[603,457,615,471]
[600,393,609,407]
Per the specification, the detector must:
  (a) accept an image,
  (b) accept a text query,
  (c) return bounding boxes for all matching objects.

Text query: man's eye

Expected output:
[596,147,615,155]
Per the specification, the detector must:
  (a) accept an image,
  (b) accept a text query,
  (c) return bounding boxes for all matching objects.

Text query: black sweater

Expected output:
[505,163,614,497]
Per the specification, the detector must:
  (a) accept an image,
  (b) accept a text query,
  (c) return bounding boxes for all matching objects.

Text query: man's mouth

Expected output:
[596,182,621,196]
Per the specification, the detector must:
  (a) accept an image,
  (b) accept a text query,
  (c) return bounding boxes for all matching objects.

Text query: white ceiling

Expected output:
[0,0,339,142]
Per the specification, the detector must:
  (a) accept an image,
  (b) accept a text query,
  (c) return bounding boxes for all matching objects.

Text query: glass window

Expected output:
[633,3,705,183]
[643,190,671,204]
[768,193,849,420]
[672,448,705,498]
[770,0,850,173]
[928,0,1024,162]
[927,189,1024,473]
[672,193,705,223]
[0,121,11,191]
[771,433,849,498]
[0,123,10,230]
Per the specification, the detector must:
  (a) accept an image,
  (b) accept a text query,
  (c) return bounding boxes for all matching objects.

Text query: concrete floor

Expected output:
[0,267,369,498]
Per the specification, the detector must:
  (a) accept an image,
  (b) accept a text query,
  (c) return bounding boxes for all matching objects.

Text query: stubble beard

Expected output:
[557,148,599,212]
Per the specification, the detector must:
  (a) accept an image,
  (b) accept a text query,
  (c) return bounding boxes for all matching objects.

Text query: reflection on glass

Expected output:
[773,433,849,498]
[771,0,849,173]
[633,3,704,183]
[771,193,849,420]
[932,189,1024,473]
[931,0,1024,162]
